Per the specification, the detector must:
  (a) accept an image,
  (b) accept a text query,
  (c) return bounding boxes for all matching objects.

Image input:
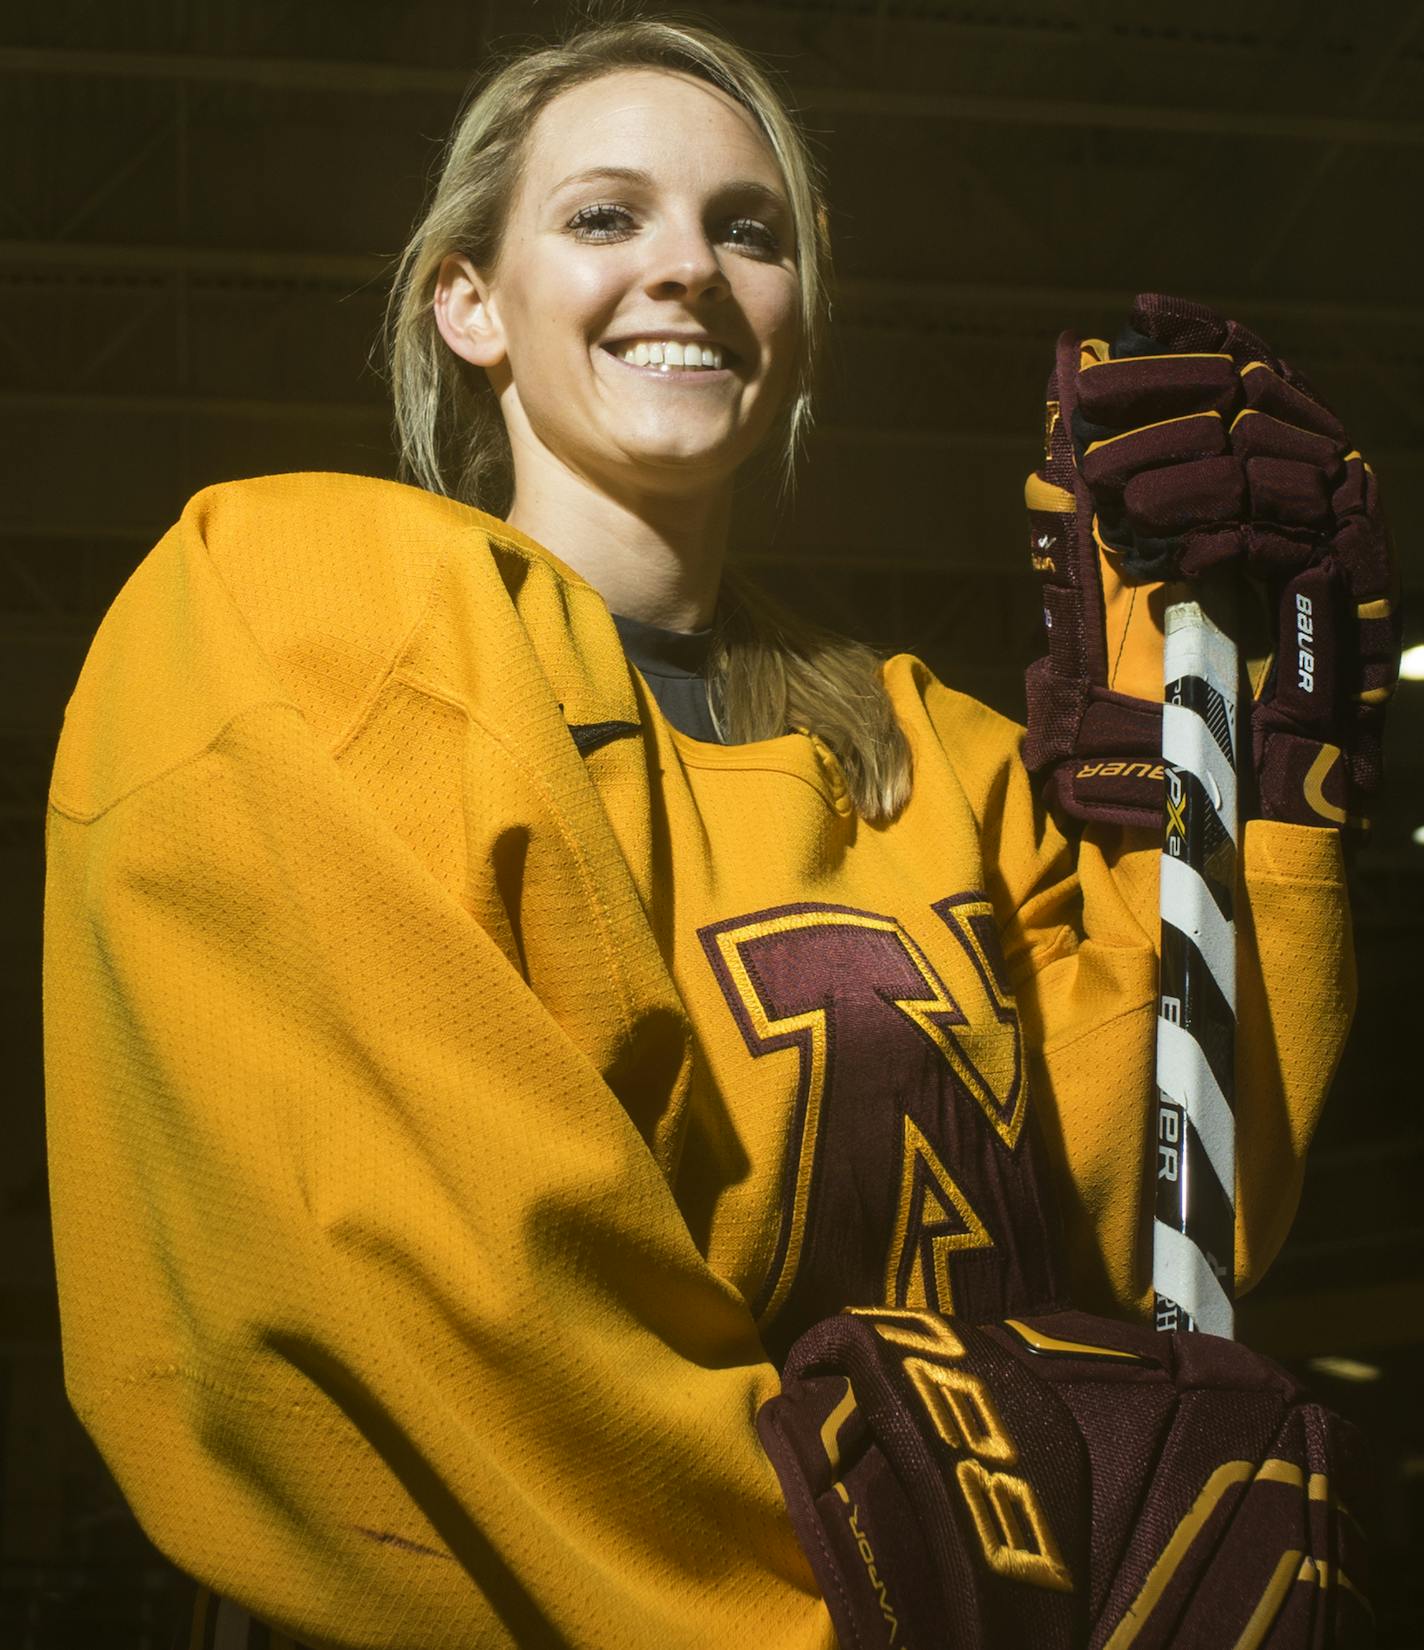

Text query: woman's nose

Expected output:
[642,223,729,302]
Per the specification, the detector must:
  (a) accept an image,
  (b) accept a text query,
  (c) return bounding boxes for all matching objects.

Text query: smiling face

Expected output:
[434,68,802,502]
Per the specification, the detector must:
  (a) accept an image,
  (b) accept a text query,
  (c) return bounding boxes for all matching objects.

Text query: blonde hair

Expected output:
[383,9,911,822]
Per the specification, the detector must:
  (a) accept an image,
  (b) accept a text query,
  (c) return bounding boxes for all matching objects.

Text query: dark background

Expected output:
[4,1,1423,1644]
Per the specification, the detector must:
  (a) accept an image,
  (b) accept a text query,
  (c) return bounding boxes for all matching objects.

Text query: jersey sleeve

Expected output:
[43,497,831,1650]
[908,666,1354,1319]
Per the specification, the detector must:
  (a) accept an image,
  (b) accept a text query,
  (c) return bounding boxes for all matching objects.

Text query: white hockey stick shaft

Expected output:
[1153,592,1239,1338]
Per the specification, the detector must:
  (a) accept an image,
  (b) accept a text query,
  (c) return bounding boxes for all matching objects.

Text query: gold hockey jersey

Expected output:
[43,472,1354,1650]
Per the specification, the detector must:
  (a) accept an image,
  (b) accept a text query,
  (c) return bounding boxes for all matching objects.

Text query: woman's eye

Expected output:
[568,203,636,241]
[566,205,783,259]
[727,218,781,258]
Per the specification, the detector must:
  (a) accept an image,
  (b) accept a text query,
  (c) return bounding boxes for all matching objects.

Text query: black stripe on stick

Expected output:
[1163,765,1235,924]
[1159,919,1236,1110]
[1155,1292,1187,1332]
[1166,671,1235,767]
[1153,1104,1235,1277]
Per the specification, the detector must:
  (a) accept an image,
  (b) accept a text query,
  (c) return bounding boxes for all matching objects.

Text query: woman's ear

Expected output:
[433,253,505,368]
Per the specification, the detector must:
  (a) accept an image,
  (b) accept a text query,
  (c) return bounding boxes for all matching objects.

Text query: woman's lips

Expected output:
[598,343,739,381]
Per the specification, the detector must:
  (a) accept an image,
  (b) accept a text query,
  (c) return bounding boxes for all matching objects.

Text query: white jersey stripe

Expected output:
[214,1598,251,1650]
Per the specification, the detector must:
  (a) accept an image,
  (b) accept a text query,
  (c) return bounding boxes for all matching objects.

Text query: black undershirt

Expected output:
[611,610,724,744]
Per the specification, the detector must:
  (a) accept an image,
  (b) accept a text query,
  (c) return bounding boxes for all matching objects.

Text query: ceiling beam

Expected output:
[0,239,387,286]
[0,394,1419,475]
[4,244,1422,333]
[0,45,469,98]
[804,87,1424,146]
[0,391,388,426]
[6,45,1424,146]
[831,278,1424,333]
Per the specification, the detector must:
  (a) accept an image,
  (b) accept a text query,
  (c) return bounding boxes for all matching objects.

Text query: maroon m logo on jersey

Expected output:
[699,897,1066,1364]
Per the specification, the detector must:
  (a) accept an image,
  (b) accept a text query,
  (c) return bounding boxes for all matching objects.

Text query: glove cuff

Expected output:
[756,1365,946,1649]
[760,1310,1085,1650]
[1254,726,1369,833]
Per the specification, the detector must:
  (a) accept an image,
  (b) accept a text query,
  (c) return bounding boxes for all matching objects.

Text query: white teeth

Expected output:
[613,340,725,371]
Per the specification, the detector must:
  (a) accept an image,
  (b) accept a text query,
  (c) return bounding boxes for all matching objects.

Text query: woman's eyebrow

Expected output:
[548,165,788,212]
[550,165,654,196]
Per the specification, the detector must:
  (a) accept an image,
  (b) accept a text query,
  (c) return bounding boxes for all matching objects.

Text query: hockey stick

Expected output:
[1153,586,1239,1338]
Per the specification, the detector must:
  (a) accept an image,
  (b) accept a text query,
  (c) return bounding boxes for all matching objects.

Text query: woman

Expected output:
[44,14,1389,1650]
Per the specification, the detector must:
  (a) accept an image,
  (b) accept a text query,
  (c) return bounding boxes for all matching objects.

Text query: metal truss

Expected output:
[7,243,1424,339]
[0,390,386,426]
[0,395,1417,479]
[5,43,1424,145]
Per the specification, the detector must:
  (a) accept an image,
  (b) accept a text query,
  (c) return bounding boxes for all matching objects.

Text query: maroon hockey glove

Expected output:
[758,1306,1371,1650]
[1024,292,1400,832]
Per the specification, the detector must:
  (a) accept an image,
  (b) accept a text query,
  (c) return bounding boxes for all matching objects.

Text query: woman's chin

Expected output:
[602,436,748,491]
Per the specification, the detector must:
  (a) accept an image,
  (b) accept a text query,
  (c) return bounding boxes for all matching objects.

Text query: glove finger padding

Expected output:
[758,1307,1372,1650]
[1023,291,1401,832]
